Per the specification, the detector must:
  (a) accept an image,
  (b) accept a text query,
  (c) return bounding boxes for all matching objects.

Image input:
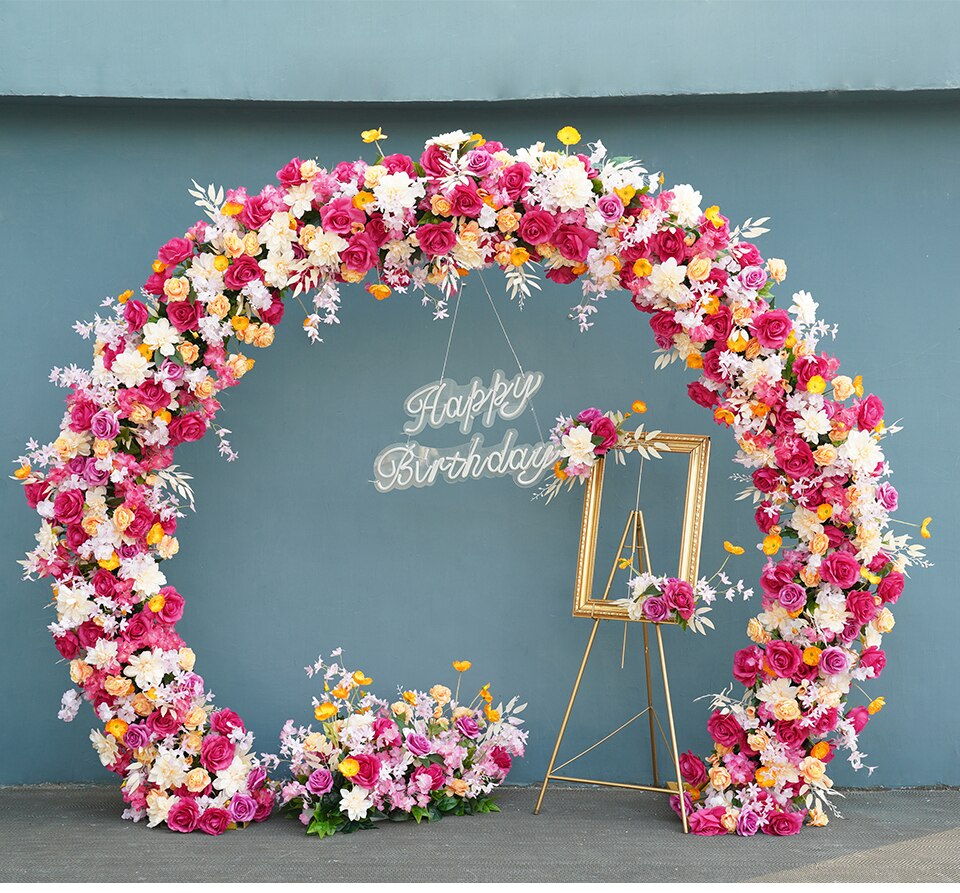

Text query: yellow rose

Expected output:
[178,647,196,672]
[185,768,211,792]
[390,701,409,719]
[430,195,452,216]
[708,766,732,790]
[773,699,802,721]
[184,706,207,730]
[746,617,770,644]
[183,731,203,754]
[446,778,469,797]
[720,811,739,833]
[194,378,217,400]
[128,403,152,425]
[686,255,711,282]
[831,375,855,401]
[429,685,451,706]
[874,607,895,634]
[800,756,826,784]
[252,324,275,348]
[163,277,190,302]
[93,438,114,458]
[808,807,829,827]
[496,209,520,233]
[104,675,133,698]
[766,258,787,283]
[158,535,179,559]
[303,732,327,752]
[812,445,838,467]
[132,694,154,717]
[243,232,261,256]
[70,660,92,684]
[363,164,388,189]
[746,731,768,752]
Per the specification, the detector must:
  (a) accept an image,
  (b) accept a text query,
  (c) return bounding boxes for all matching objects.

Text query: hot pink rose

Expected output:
[776,583,807,613]
[448,183,483,217]
[157,237,194,266]
[687,381,719,408]
[166,299,200,333]
[200,734,236,773]
[857,394,884,430]
[259,295,286,325]
[239,194,278,230]
[489,746,512,773]
[679,751,707,787]
[198,807,231,836]
[210,707,245,736]
[859,645,886,678]
[223,255,263,291]
[124,299,149,332]
[774,435,816,480]
[351,753,381,789]
[416,222,457,258]
[650,310,682,349]
[320,196,365,235]
[381,153,416,177]
[498,162,531,200]
[847,705,870,733]
[517,210,557,245]
[147,708,182,740]
[166,797,200,833]
[276,157,304,188]
[54,632,80,660]
[846,590,879,625]
[732,645,764,686]
[419,144,453,178]
[764,810,805,836]
[820,551,861,589]
[590,416,618,454]
[53,489,85,525]
[662,578,695,620]
[689,806,728,836]
[765,640,802,679]
[340,233,379,273]
[752,309,792,349]
[752,467,783,493]
[23,479,50,509]
[877,571,904,604]
[707,710,745,748]
[169,412,207,444]
[653,228,687,263]
[553,224,598,263]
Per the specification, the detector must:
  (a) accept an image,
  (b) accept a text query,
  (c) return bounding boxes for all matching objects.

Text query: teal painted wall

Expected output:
[1,92,957,789]
[3,0,960,102]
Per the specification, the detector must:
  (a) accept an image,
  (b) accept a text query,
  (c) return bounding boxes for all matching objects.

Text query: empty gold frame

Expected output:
[572,432,711,622]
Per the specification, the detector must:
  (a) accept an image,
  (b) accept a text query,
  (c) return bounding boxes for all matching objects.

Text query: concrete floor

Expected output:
[1,785,958,883]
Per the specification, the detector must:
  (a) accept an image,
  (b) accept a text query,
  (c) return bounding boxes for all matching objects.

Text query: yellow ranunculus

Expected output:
[556,125,581,146]
[806,375,826,395]
[631,400,647,414]
[762,534,783,556]
[117,289,134,304]
[221,201,243,217]
[352,670,373,686]
[314,702,338,722]
[147,594,166,613]
[509,247,531,267]
[98,552,120,571]
[802,646,822,667]
[339,757,360,777]
[105,718,128,741]
[632,258,653,278]
[484,706,500,723]
[13,464,31,480]
[361,128,386,143]
[704,205,724,227]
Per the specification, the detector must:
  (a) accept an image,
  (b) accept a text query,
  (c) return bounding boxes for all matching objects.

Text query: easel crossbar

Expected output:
[546,775,678,795]
[551,708,653,774]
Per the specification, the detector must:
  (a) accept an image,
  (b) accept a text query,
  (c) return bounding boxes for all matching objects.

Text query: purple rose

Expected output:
[84,461,110,487]
[641,596,670,623]
[123,724,151,750]
[737,810,761,836]
[464,149,498,178]
[406,734,432,757]
[597,194,624,223]
[455,715,480,739]
[764,810,805,836]
[90,409,120,441]
[306,768,334,795]
[738,265,768,292]
[819,646,849,676]
[229,793,259,823]
[820,551,861,590]
[777,583,807,613]
[200,734,237,773]
[160,359,185,383]
[166,797,200,833]
[576,407,603,425]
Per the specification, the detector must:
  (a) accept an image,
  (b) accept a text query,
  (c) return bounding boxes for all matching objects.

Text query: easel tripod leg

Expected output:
[642,622,659,787]
[656,624,688,833]
[534,618,601,815]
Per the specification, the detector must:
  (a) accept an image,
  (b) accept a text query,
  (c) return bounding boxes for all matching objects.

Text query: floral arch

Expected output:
[15,127,922,836]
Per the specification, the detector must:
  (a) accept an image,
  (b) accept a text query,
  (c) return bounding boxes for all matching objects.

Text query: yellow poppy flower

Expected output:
[452,661,472,673]
[556,125,581,146]
[361,128,386,143]
[867,697,885,715]
[723,541,745,555]
[631,400,647,414]
[921,516,932,539]
[314,702,338,722]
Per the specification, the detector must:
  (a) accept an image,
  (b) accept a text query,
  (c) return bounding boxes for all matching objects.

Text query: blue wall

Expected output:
[1,92,957,788]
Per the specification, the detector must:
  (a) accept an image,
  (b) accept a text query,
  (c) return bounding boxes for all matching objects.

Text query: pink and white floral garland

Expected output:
[14,127,927,835]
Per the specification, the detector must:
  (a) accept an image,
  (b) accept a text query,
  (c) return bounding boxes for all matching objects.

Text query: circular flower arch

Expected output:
[15,128,923,836]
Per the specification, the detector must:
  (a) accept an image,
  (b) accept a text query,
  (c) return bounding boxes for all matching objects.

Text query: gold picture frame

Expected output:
[571,432,711,622]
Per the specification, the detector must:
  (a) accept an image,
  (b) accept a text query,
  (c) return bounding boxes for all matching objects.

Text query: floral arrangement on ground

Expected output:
[272,652,526,837]
[13,125,929,835]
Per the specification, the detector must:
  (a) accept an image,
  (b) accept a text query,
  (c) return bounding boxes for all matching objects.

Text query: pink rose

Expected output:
[489,746,512,773]
[687,381,718,409]
[69,398,97,432]
[455,715,480,739]
[136,381,171,412]
[166,797,200,833]
[877,571,904,604]
[200,734,236,773]
[411,763,446,792]
[253,788,275,822]
[54,632,80,660]
[53,489,85,525]
[351,753,381,789]
[765,640,802,678]
[416,222,457,258]
[847,705,870,733]
[405,734,432,757]
[223,254,263,291]
[820,551,861,590]
[653,228,687,263]
[752,309,792,349]
[774,435,816,480]
[857,394,884,430]
[166,300,200,333]
[198,807,231,836]
[546,265,578,285]
[738,265,767,291]
[124,300,149,332]
[859,645,886,678]
[553,224,598,263]
[732,645,764,686]
[259,294,286,325]
[23,479,50,509]
[239,194,279,230]
[641,596,670,623]
[737,810,761,836]
[147,709,182,740]
[649,310,682,349]
[846,590,879,625]
[320,196,365,235]
[517,210,557,245]
[776,583,807,613]
[764,810,805,836]
[752,467,783,493]
[340,232,379,273]
[597,194,624,223]
[419,144,453,178]
[381,154,416,177]
[448,183,483,217]
[678,751,707,787]
[169,412,207,445]
[157,237,194,266]
[276,157,304,188]
[498,162,531,200]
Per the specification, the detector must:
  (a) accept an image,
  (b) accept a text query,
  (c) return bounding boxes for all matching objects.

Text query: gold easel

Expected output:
[534,509,690,833]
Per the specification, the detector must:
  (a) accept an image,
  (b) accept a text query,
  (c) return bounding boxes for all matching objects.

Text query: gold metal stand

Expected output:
[533,510,689,833]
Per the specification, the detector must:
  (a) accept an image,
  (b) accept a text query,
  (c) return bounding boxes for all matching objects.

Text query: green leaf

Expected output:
[410,805,431,825]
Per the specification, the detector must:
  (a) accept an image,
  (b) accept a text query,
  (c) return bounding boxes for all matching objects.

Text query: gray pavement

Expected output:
[1,785,958,883]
